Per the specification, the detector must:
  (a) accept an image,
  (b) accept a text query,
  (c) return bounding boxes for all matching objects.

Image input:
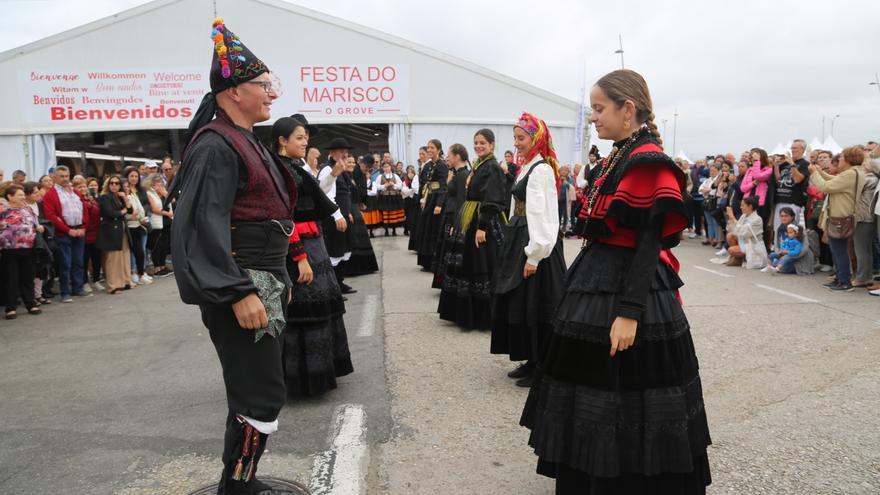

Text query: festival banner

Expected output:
[19,68,206,128]
[17,64,410,131]
[283,64,409,118]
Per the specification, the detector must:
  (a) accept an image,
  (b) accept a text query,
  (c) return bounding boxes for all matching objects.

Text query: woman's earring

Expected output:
[624,119,631,130]
[279,147,288,157]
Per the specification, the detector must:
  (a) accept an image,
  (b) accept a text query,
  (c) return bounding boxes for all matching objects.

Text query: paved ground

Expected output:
[0,235,877,494]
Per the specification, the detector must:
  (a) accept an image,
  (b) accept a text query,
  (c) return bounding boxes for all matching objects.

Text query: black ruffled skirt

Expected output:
[430,212,457,289]
[414,192,444,268]
[283,236,354,398]
[437,207,506,329]
[520,242,711,493]
[345,206,379,277]
[490,216,566,361]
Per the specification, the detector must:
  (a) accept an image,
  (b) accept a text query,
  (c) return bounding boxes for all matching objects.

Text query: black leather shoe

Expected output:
[515,374,535,388]
[507,361,535,379]
[340,283,357,294]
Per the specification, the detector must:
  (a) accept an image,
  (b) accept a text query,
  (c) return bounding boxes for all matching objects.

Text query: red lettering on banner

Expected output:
[47,105,195,121]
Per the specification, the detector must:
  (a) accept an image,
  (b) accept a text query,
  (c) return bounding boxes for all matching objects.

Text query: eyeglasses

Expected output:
[245,81,276,94]
[162,168,172,172]
[109,181,121,185]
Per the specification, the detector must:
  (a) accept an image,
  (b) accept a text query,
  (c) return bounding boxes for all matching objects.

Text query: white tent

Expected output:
[675,150,691,163]
[809,137,823,151]
[770,142,787,155]
[0,0,581,178]
[822,136,843,154]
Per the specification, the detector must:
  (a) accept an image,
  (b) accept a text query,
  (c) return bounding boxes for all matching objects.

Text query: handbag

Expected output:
[826,171,858,240]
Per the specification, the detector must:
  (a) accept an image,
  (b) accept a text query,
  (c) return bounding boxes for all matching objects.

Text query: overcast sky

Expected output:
[4,0,879,157]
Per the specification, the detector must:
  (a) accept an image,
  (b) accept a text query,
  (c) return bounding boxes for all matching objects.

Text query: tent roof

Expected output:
[822,135,843,154]
[0,0,579,134]
[675,150,691,163]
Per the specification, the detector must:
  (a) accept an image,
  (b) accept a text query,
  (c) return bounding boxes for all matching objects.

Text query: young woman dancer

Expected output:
[437,129,509,329]
[521,70,711,494]
[272,117,353,397]
[490,113,566,387]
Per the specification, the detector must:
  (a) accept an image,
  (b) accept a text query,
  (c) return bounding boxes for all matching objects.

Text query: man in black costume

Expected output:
[318,137,357,295]
[170,18,299,495]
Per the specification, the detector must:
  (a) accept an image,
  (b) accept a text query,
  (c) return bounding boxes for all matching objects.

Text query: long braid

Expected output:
[645,111,663,147]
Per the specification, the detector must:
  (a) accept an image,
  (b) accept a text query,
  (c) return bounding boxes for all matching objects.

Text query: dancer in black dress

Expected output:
[408,146,430,251]
[271,117,353,398]
[490,113,567,387]
[414,139,448,270]
[521,69,712,494]
[432,143,470,288]
[344,156,380,276]
[437,129,508,329]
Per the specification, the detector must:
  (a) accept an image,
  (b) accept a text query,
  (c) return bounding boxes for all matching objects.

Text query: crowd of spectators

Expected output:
[2,138,876,320]
[0,157,176,320]
[678,139,880,293]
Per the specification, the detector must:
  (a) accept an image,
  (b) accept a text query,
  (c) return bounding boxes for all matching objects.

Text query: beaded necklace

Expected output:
[580,130,643,245]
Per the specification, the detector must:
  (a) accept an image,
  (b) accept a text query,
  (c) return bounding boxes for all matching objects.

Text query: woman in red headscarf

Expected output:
[520,70,711,494]
[489,112,567,387]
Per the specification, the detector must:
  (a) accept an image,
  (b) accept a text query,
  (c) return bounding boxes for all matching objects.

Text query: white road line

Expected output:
[357,294,379,337]
[753,284,819,303]
[692,265,735,278]
[310,404,368,495]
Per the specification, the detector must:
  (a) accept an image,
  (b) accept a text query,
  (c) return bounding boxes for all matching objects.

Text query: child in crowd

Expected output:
[765,224,803,274]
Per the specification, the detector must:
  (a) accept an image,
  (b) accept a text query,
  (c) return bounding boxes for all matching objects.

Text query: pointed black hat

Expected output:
[209,18,269,93]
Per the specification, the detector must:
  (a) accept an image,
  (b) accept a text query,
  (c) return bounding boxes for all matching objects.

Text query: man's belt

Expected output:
[427,181,441,191]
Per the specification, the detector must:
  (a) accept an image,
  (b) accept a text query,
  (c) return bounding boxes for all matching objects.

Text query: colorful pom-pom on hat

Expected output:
[209,17,269,93]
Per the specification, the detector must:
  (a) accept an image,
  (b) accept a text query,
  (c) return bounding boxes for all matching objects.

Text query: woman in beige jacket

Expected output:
[809,146,865,291]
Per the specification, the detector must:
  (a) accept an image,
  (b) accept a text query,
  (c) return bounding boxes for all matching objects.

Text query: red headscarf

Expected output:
[515,112,560,184]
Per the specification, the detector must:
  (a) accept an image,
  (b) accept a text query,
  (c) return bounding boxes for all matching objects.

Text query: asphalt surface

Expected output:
[0,235,877,494]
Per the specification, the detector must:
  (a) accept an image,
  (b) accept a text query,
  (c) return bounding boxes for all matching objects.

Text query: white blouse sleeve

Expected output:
[317,166,335,195]
[392,175,403,190]
[524,163,559,266]
[369,178,379,196]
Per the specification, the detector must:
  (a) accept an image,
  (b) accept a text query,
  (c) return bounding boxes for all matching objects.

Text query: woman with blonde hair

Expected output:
[96,175,133,294]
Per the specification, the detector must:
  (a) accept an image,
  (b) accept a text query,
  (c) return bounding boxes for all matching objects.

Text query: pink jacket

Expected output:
[739,162,773,206]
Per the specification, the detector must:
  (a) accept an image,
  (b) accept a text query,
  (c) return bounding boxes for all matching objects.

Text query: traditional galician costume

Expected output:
[521,126,712,493]
[360,155,383,236]
[343,166,379,276]
[271,117,354,398]
[437,151,508,329]
[170,18,298,494]
[431,161,469,289]
[408,159,431,251]
[371,170,406,236]
[413,155,449,269]
[317,138,355,294]
[490,113,566,387]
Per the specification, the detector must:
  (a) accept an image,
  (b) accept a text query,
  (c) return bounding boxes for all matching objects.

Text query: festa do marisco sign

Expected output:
[17,64,410,131]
